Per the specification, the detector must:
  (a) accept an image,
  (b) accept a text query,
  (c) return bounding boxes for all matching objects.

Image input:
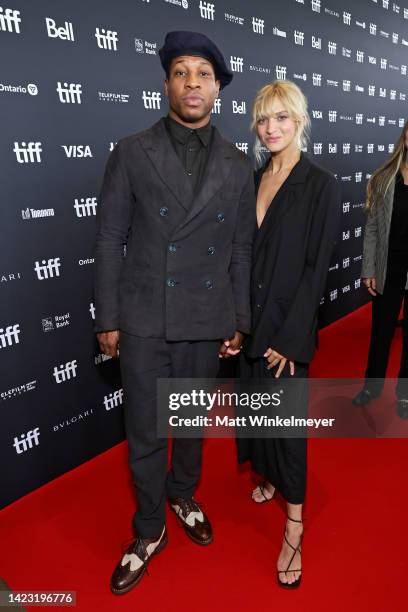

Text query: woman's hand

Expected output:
[264,348,295,378]
[362,277,377,297]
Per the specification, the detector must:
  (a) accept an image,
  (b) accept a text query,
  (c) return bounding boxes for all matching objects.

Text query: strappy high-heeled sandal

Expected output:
[251,480,275,504]
[277,516,303,589]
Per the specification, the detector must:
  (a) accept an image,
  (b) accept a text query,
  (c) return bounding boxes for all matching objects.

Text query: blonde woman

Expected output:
[237,80,340,588]
[353,121,408,417]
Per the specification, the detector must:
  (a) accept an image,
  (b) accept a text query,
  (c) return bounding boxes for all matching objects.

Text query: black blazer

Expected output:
[244,152,341,363]
[94,118,255,341]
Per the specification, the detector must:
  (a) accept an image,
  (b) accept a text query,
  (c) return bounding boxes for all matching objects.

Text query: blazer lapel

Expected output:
[174,127,235,232]
[138,118,193,211]
[382,180,395,235]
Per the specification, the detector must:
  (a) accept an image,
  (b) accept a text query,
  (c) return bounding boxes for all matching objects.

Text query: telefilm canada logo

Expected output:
[1,380,37,401]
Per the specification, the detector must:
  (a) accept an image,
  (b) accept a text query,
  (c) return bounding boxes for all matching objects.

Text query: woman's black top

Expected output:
[389,172,408,251]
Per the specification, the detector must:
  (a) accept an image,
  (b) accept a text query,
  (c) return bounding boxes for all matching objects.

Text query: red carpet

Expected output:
[1,303,407,611]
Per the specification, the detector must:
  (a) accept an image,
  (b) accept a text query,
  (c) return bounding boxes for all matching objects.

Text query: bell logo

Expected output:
[53,360,78,383]
[56,82,82,103]
[45,17,74,41]
[13,428,40,454]
[232,100,246,114]
[0,324,21,348]
[95,27,118,50]
[104,388,124,410]
[13,142,42,163]
[0,7,21,33]
[34,258,61,280]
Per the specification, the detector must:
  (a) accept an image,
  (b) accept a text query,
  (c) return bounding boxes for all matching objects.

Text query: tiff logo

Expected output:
[343,80,351,92]
[104,388,124,410]
[343,11,351,25]
[380,58,387,69]
[294,30,304,45]
[56,82,82,103]
[252,17,264,34]
[212,98,221,114]
[235,143,248,154]
[390,89,396,100]
[312,73,322,86]
[369,85,376,96]
[330,289,338,301]
[401,65,407,75]
[356,113,363,125]
[89,302,96,319]
[343,143,351,154]
[0,324,20,348]
[0,6,21,33]
[45,17,74,41]
[328,110,337,122]
[276,65,287,80]
[314,143,323,155]
[356,50,364,63]
[370,23,377,35]
[199,1,215,20]
[343,257,350,268]
[368,143,374,153]
[355,172,362,183]
[343,202,350,212]
[13,141,42,163]
[142,90,161,109]
[53,360,78,383]
[355,279,361,289]
[379,87,386,97]
[95,27,118,50]
[312,0,321,12]
[13,428,40,454]
[74,197,97,217]
[230,56,244,72]
[328,41,337,54]
[34,258,61,280]
[383,0,389,7]
[355,227,362,237]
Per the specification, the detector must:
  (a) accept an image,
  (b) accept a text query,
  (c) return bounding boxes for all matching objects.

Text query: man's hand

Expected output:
[97,330,120,358]
[219,331,244,358]
[363,277,377,297]
[264,347,295,378]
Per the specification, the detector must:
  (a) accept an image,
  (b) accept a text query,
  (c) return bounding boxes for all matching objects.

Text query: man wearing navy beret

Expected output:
[94,30,255,594]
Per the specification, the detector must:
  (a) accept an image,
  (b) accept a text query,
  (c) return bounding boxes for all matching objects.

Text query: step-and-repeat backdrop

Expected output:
[1,0,407,507]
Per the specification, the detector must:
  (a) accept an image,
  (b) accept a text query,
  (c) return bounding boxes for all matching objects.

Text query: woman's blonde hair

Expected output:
[251,80,311,164]
[365,119,408,212]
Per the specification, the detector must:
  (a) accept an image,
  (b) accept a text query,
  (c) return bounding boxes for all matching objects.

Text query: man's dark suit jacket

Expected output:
[94,118,255,341]
[244,152,341,364]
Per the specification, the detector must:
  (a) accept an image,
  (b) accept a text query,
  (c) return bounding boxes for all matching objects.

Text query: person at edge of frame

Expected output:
[93,30,255,595]
[236,80,341,589]
[353,119,408,419]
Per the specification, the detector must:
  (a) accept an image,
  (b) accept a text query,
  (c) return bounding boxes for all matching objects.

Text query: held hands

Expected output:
[264,347,295,378]
[363,277,377,296]
[97,330,120,358]
[219,331,244,358]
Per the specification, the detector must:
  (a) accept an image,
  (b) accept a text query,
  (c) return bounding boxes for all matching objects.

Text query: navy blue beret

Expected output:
[159,30,233,89]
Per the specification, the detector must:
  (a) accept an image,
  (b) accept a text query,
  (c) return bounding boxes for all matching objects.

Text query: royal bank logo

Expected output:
[13,141,42,163]
[95,27,118,50]
[104,388,124,410]
[312,0,321,12]
[142,90,161,109]
[230,56,244,72]
[34,258,61,280]
[328,41,337,55]
[294,30,304,45]
[89,302,96,319]
[343,11,351,25]
[232,100,246,114]
[392,32,399,43]
[276,65,287,80]
[312,73,322,86]
[0,324,20,348]
[74,197,97,217]
[98,91,129,103]
[355,85,364,93]
[379,87,386,98]
[252,17,264,34]
[235,143,248,154]
[95,352,112,365]
[56,82,82,104]
[212,98,221,114]
[390,90,396,100]
[199,1,214,20]
[45,17,74,41]
[1,380,36,401]
[401,64,407,75]
[0,6,21,33]
[134,37,157,54]
[22,207,54,219]
[311,35,322,50]
[42,313,70,332]
[62,145,93,158]
[393,3,400,14]
[53,360,78,383]
[383,0,389,9]
[0,82,38,95]
[13,428,40,454]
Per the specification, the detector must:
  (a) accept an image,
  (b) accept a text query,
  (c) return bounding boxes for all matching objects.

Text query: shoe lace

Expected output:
[178,497,201,518]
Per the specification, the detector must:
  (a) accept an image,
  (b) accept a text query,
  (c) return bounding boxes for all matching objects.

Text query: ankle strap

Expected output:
[287,516,303,524]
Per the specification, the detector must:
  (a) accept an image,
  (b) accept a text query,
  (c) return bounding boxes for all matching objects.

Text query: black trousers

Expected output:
[365,251,408,398]
[119,332,220,538]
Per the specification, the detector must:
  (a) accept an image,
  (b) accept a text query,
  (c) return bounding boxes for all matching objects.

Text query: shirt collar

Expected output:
[165,114,212,147]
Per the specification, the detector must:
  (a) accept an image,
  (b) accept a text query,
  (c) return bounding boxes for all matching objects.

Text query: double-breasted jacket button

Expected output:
[216,213,225,223]
[256,303,262,308]
[159,206,168,216]
[168,243,177,253]
[257,283,263,289]
[167,278,176,287]
[208,246,215,255]
[205,280,213,289]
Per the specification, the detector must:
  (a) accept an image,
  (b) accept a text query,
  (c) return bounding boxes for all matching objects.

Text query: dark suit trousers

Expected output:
[119,332,220,538]
[365,251,408,398]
